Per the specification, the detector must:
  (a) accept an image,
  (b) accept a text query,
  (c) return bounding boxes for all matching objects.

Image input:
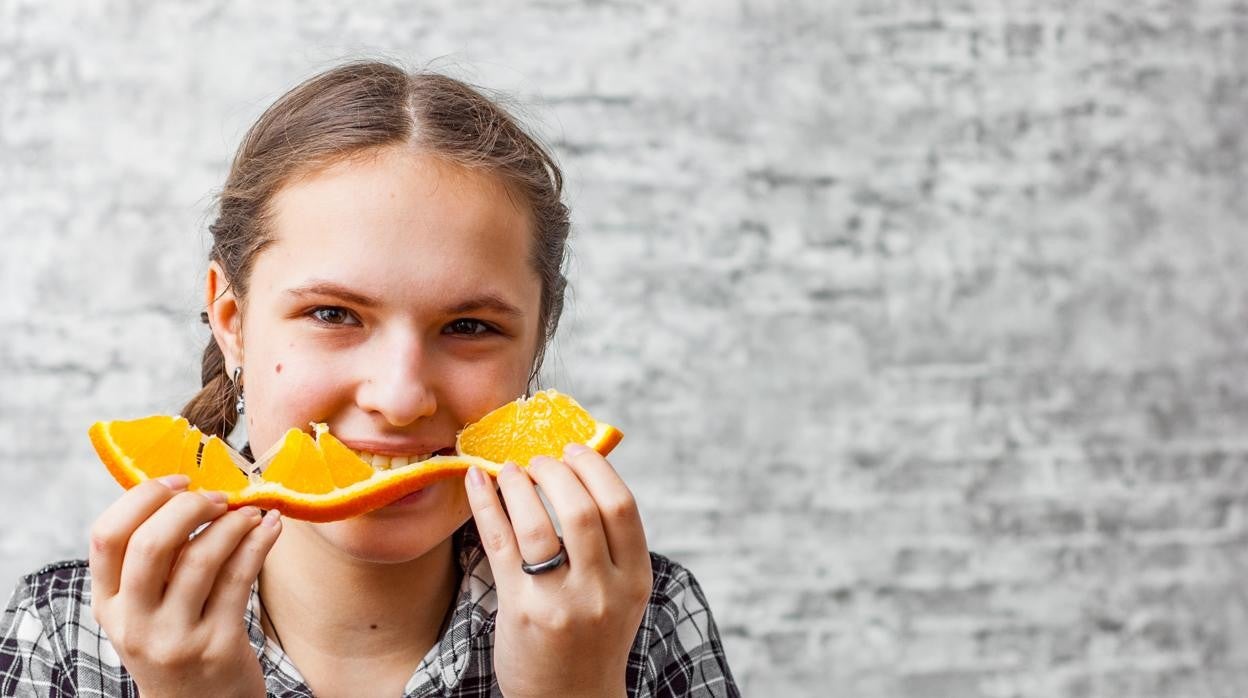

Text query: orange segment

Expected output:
[109,415,181,455]
[198,437,251,492]
[176,428,204,479]
[88,389,622,522]
[128,417,191,480]
[260,430,334,494]
[457,389,621,465]
[457,399,519,461]
[314,424,374,488]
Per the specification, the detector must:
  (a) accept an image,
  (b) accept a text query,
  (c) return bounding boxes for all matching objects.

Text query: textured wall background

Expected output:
[3,1,1248,696]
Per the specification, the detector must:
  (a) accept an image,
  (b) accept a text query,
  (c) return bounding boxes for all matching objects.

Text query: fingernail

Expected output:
[238,506,260,518]
[501,461,520,476]
[155,474,190,491]
[564,443,590,457]
[262,509,281,528]
[467,466,487,488]
[199,490,228,504]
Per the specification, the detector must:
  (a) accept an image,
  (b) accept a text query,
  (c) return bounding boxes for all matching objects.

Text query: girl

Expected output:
[1,62,738,697]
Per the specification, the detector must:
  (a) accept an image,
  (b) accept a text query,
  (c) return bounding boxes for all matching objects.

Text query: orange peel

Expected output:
[89,389,623,522]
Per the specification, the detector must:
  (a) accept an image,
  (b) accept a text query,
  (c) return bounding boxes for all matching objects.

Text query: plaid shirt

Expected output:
[1,525,738,697]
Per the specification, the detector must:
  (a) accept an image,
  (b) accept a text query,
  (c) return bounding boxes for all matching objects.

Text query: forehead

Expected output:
[253,148,539,307]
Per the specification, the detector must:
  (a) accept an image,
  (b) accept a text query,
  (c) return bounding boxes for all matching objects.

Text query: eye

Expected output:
[443,318,496,337]
[308,306,360,326]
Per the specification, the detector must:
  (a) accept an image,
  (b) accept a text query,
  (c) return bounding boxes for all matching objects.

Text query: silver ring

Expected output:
[520,538,567,575]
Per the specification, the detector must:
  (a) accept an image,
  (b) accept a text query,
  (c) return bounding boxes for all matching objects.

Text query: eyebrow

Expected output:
[285,280,525,318]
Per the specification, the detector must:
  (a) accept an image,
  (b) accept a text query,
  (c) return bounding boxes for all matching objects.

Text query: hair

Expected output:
[181,60,571,441]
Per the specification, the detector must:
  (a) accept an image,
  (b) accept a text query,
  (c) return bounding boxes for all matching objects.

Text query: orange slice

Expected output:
[88,389,622,522]
[457,389,623,465]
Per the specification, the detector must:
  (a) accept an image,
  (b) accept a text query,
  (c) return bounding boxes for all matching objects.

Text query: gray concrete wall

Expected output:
[3,1,1247,695]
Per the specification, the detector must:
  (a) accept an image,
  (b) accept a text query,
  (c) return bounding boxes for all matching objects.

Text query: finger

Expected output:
[164,506,265,620]
[88,475,191,600]
[464,465,523,579]
[118,490,229,609]
[561,443,649,570]
[203,509,282,623]
[495,462,562,567]
[526,456,610,569]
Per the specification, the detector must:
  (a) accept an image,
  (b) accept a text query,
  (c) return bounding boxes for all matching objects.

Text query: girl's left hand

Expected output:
[465,443,653,698]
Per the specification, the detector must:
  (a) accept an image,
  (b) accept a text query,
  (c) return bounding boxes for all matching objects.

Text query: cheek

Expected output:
[268,359,343,414]
[246,352,350,449]
[440,356,532,419]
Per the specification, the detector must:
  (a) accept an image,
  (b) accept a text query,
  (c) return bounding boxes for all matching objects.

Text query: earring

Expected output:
[231,366,245,415]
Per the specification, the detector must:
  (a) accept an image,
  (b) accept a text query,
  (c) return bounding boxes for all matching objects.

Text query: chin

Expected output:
[311,483,473,565]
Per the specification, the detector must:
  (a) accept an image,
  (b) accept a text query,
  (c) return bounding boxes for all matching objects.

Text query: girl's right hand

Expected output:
[88,474,282,698]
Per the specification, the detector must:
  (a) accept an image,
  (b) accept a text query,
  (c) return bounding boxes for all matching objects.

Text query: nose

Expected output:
[354,332,438,427]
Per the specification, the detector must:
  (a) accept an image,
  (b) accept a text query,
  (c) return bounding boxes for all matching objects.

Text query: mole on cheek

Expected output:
[275,362,282,374]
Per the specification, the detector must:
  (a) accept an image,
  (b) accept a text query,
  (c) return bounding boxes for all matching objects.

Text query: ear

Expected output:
[205,260,244,371]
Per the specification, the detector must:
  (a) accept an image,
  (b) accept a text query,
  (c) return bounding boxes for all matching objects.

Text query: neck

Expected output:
[257,523,461,665]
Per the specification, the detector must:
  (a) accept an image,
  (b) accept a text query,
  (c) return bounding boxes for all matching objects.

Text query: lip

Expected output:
[384,485,431,508]
[338,440,456,458]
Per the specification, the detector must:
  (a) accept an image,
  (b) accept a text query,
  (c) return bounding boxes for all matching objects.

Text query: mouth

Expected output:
[346,446,458,471]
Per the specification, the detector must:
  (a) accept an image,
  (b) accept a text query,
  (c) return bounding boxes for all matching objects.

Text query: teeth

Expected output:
[349,449,435,471]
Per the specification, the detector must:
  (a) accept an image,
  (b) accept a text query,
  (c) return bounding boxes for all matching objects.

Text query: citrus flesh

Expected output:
[456,389,623,467]
[89,389,623,522]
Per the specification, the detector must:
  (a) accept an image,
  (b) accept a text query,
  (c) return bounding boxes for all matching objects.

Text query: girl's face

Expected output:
[208,146,542,563]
